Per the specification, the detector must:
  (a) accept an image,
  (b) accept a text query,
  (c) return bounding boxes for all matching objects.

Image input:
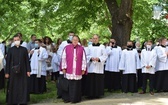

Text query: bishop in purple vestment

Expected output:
[61,35,87,103]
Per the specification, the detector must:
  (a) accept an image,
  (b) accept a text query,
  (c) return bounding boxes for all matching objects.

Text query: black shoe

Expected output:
[71,101,80,104]
[64,100,70,103]
[150,92,154,95]
[139,91,146,94]
[57,96,62,99]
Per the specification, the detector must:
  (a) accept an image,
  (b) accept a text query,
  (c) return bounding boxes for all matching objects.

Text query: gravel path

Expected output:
[32,92,168,105]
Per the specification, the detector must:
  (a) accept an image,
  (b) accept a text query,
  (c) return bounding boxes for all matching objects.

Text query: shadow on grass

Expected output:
[0,81,62,105]
[0,81,151,104]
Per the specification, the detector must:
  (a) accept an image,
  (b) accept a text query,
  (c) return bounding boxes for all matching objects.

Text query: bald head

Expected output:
[92,34,99,44]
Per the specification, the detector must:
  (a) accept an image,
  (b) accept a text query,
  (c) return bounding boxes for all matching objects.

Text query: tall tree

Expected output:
[105,0,133,46]
[0,0,167,44]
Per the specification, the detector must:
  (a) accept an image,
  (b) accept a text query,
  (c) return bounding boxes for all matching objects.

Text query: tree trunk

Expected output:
[105,0,133,47]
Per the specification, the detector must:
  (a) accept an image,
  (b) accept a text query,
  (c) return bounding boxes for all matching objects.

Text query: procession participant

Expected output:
[139,40,157,95]
[0,48,4,89]
[155,38,168,92]
[29,39,48,94]
[135,42,143,88]
[51,47,60,82]
[61,35,87,103]
[5,35,31,104]
[119,40,141,93]
[86,34,107,98]
[105,39,122,92]
[56,31,75,98]
[11,33,28,49]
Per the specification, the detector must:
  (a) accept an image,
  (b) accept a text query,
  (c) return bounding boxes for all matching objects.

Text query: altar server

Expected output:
[139,40,157,95]
[86,34,107,98]
[51,47,60,81]
[29,39,48,94]
[119,40,141,93]
[155,38,168,92]
[105,39,122,92]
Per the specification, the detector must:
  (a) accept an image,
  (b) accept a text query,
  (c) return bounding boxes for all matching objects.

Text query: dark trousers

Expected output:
[142,73,155,92]
[122,74,137,93]
[51,72,59,81]
[0,69,5,89]
[57,74,64,97]
[137,69,143,88]
[155,70,168,92]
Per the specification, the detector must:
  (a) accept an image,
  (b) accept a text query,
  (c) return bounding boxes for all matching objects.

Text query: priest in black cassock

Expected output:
[5,34,31,105]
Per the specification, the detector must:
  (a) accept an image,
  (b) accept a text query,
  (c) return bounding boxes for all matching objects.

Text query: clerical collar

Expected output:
[161,45,166,48]
[35,47,40,49]
[73,44,78,49]
[111,45,117,48]
[20,40,23,45]
[127,48,133,51]
[92,43,100,46]
[67,40,72,44]
[14,46,20,48]
[146,48,152,51]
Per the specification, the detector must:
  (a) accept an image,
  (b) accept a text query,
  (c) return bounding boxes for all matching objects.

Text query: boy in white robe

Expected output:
[30,39,48,94]
[105,39,122,91]
[155,38,168,92]
[119,40,141,93]
[51,47,60,81]
[139,40,157,95]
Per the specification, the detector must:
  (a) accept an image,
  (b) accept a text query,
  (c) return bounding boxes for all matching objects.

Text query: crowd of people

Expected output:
[0,32,168,104]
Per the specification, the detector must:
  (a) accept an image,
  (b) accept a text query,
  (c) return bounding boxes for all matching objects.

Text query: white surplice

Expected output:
[0,43,5,55]
[105,46,122,72]
[57,41,69,57]
[30,47,48,77]
[155,46,168,71]
[0,49,4,71]
[51,53,60,73]
[0,44,5,70]
[141,49,157,74]
[57,40,70,75]
[87,44,107,74]
[119,49,141,74]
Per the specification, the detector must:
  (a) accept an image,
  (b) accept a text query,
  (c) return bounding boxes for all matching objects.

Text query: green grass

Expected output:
[0,89,6,105]
[0,81,62,105]
[29,81,60,104]
[0,80,151,104]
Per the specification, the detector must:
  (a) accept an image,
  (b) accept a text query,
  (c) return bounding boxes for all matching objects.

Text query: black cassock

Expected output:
[5,46,31,104]
[0,69,5,89]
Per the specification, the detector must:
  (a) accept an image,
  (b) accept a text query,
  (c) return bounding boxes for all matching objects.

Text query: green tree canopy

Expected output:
[0,0,167,44]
